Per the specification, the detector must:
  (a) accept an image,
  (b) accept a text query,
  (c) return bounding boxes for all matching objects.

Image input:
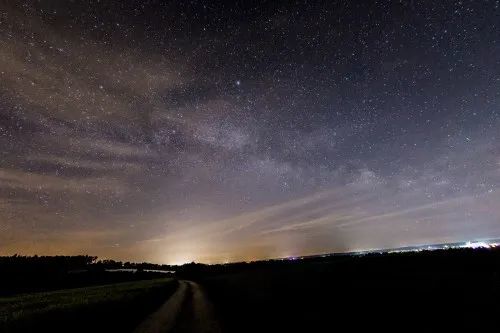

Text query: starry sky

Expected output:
[0,0,499,264]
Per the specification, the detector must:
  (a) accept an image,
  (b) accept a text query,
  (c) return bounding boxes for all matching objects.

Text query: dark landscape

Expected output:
[2,246,500,332]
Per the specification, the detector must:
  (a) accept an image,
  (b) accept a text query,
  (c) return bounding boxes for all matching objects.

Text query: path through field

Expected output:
[133,280,221,333]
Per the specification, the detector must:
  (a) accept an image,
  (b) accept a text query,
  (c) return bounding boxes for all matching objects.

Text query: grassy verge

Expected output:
[0,278,178,333]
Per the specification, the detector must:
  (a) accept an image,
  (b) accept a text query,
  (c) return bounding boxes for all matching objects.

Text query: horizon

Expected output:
[4,237,499,266]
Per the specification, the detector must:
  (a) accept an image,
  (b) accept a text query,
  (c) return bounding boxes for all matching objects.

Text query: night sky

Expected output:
[1,1,499,264]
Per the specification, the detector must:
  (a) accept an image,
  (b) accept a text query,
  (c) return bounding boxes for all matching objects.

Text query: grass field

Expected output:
[0,278,177,332]
[194,250,500,332]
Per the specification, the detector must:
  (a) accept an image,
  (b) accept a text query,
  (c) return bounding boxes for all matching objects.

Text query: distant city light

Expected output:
[362,240,499,255]
[459,241,495,249]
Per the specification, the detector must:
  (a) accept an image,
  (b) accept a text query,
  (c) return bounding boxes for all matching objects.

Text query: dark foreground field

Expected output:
[190,248,500,331]
[0,278,177,332]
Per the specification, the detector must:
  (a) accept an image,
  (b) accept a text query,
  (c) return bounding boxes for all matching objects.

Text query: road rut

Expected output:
[134,280,221,333]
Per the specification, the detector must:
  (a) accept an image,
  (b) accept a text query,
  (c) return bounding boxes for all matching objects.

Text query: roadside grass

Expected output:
[0,278,178,332]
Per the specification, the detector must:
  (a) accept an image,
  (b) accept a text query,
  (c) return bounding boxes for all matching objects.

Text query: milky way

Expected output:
[1,1,499,263]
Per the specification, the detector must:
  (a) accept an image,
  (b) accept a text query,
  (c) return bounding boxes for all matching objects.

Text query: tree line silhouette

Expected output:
[0,255,174,296]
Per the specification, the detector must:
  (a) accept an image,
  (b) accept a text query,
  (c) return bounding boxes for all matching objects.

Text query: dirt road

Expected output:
[133,280,221,333]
